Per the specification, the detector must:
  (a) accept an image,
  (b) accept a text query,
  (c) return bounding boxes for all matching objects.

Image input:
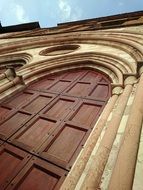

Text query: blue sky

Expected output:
[0,0,143,28]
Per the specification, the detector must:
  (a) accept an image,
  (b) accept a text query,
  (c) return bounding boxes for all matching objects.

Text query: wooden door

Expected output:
[0,69,111,189]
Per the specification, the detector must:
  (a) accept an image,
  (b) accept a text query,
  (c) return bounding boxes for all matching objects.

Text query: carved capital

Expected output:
[111,85,123,95]
[5,67,16,81]
[123,74,137,86]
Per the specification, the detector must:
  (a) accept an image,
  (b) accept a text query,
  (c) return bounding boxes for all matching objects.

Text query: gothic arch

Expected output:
[0,68,112,189]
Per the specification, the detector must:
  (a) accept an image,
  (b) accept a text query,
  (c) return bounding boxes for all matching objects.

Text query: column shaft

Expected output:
[80,84,132,190]
[108,74,143,190]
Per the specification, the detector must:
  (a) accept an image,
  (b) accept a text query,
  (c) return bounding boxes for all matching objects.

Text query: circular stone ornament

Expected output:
[39,44,80,56]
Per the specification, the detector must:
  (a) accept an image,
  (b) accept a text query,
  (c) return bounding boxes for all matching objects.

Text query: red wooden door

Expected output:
[0,69,111,189]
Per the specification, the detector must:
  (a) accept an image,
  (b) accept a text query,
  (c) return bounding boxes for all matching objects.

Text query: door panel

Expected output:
[66,82,92,97]
[80,71,99,82]
[44,99,72,119]
[39,123,88,169]
[0,111,32,140]
[0,106,12,122]
[47,80,71,93]
[3,91,35,108]
[30,78,55,91]
[10,116,58,152]
[69,101,103,127]
[16,166,58,190]
[42,96,78,120]
[22,95,50,113]
[16,118,55,148]
[7,157,67,190]
[100,77,108,83]
[62,71,85,80]
[91,83,109,99]
[21,93,56,113]
[0,143,31,190]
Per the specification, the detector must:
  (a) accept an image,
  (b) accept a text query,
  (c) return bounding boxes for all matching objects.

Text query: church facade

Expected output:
[0,11,143,189]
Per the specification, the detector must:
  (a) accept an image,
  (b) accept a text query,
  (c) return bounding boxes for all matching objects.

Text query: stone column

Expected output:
[0,76,25,93]
[60,88,120,190]
[108,70,143,190]
[80,78,134,190]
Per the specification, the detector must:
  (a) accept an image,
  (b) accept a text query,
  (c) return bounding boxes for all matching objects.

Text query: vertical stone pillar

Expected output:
[60,89,119,190]
[80,79,133,190]
[108,70,143,190]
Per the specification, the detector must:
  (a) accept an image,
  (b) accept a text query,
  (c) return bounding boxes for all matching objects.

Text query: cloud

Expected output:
[58,0,83,22]
[118,2,124,6]
[58,0,71,20]
[70,7,83,21]
[15,4,30,23]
